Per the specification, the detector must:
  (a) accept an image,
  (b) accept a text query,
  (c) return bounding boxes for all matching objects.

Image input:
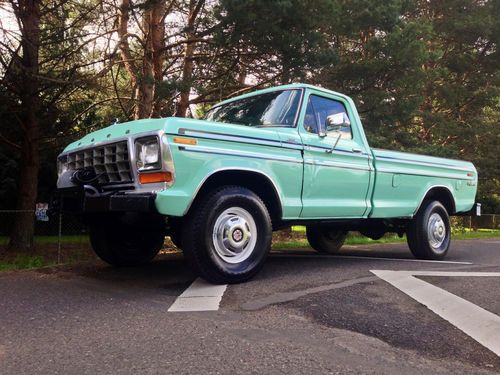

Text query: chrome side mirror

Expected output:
[318,112,350,137]
[326,113,350,130]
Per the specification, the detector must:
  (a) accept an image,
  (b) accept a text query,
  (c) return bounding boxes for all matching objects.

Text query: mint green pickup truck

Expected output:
[54,84,479,283]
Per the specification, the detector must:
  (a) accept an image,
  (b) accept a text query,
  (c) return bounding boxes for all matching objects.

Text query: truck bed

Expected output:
[370,148,477,218]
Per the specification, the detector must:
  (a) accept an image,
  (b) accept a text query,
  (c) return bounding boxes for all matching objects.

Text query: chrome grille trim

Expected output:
[66,141,133,185]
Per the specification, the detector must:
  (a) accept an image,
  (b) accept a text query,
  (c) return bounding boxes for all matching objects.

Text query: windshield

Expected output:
[204,89,301,127]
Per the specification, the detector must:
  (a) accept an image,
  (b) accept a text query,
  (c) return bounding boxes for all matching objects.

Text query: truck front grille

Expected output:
[67,141,133,184]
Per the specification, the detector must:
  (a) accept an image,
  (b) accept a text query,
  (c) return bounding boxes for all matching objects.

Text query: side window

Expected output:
[304,95,352,140]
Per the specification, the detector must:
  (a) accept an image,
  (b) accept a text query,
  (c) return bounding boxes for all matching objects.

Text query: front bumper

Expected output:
[49,188,157,215]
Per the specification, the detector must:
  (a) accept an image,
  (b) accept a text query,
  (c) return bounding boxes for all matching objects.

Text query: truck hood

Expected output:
[63,118,168,153]
[63,117,283,153]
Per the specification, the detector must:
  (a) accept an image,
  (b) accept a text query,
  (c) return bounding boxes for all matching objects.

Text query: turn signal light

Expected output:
[139,172,173,184]
[173,137,197,145]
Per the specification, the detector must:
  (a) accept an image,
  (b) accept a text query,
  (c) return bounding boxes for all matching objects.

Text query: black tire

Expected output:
[182,186,272,284]
[407,200,451,260]
[306,226,347,253]
[89,216,165,267]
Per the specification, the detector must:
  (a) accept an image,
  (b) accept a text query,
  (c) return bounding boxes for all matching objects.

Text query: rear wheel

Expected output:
[89,214,165,266]
[407,200,451,260]
[182,186,272,284]
[306,226,347,254]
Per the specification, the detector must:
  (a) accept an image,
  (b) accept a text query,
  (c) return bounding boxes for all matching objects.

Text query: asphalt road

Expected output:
[1,238,499,374]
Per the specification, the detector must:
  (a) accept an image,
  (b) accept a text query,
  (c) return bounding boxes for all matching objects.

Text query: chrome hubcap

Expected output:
[212,207,257,264]
[427,212,447,251]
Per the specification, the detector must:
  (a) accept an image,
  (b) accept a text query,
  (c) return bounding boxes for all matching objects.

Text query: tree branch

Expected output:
[71,97,134,125]
[0,132,21,151]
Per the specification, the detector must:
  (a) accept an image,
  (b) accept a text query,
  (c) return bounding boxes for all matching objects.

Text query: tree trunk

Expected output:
[8,123,40,252]
[176,0,204,118]
[117,0,141,119]
[176,41,195,118]
[118,0,166,119]
[8,0,41,252]
[136,7,155,119]
[281,53,291,85]
[237,54,248,86]
[151,1,166,117]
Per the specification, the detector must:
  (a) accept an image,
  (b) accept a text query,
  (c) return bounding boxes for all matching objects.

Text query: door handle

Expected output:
[352,147,362,153]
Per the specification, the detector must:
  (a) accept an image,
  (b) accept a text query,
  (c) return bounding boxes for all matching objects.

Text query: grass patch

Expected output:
[0,235,89,246]
[452,229,500,240]
[34,235,89,245]
[272,239,309,249]
[272,228,500,249]
[0,255,55,271]
[0,235,93,272]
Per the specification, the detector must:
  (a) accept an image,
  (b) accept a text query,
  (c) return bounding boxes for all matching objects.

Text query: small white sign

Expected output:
[35,203,49,222]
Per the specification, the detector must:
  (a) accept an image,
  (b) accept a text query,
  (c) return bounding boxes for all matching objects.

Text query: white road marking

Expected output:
[371,270,500,356]
[168,278,227,312]
[271,253,473,265]
[332,255,473,264]
[386,270,500,277]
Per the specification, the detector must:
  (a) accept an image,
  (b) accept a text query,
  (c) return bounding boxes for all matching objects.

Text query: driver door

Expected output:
[299,92,371,218]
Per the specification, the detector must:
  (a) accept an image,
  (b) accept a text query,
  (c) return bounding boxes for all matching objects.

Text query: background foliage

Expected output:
[0,0,498,250]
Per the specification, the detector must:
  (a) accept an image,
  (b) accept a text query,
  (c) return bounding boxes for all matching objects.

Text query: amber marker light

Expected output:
[173,137,197,145]
[467,172,474,177]
[139,171,173,184]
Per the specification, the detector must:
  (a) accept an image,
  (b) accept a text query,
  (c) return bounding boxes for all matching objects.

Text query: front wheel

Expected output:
[89,215,165,266]
[406,200,451,260]
[182,186,272,284]
[306,226,347,254]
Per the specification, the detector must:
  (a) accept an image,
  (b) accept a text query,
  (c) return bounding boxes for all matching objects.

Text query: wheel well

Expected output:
[191,170,283,227]
[420,187,456,215]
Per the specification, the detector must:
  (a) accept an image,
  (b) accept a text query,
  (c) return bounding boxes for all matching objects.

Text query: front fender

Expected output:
[155,134,303,218]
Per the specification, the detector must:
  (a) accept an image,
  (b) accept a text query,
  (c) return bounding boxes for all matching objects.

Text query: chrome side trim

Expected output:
[178,145,303,164]
[304,159,371,172]
[281,142,303,150]
[304,144,369,157]
[178,128,305,151]
[375,154,473,171]
[372,147,472,164]
[182,167,284,216]
[413,185,456,216]
[180,128,283,148]
[377,167,471,180]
